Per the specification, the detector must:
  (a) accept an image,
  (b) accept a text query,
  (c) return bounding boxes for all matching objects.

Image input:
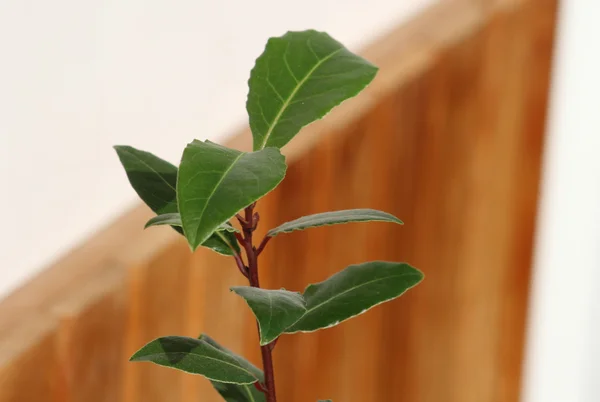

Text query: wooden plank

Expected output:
[52,264,127,402]
[0,315,57,402]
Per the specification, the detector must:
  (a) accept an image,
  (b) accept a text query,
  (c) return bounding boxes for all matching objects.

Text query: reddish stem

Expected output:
[256,236,272,257]
[232,252,248,279]
[237,204,277,402]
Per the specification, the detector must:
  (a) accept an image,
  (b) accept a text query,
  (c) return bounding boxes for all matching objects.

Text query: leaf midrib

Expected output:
[299,272,417,321]
[147,352,256,384]
[215,231,236,253]
[262,292,274,342]
[193,151,244,244]
[123,147,176,192]
[268,211,401,236]
[258,47,343,149]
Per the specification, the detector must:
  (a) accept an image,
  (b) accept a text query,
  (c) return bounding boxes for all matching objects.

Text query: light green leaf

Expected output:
[247,30,378,150]
[231,287,306,345]
[267,209,403,237]
[145,212,182,228]
[130,334,262,385]
[285,261,423,333]
[177,140,286,250]
[114,145,238,256]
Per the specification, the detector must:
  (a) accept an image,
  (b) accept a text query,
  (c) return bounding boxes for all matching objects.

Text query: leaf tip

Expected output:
[113,145,131,155]
[129,350,143,362]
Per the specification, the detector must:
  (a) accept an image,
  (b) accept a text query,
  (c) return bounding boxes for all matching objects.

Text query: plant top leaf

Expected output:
[247,30,378,150]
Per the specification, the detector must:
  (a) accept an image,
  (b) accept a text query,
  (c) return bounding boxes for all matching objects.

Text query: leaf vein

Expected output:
[193,152,244,244]
[303,273,416,317]
[259,47,343,149]
[122,147,176,192]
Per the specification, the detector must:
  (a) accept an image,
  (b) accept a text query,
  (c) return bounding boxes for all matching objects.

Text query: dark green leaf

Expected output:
[130,334,262,384]
[114,145,179,215]
[144,213,240,256]
[247,30,378,150]
[114,145,240,256]
[211,381,266,402]
[267,209,403,237]
[231,287,306,345]
[219,222,241,233]
[318,400,333,402]
[285,261,423,333]
[145,214,240,234]
[204,230,241,256]
[202,335,266,402]
[177,140,286,250]
[145,212,182,228]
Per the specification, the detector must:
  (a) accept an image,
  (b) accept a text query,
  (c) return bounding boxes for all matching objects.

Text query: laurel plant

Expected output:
[114,30,423,402]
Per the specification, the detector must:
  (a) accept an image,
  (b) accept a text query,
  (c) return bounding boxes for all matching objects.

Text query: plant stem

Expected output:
[239,204,277,402]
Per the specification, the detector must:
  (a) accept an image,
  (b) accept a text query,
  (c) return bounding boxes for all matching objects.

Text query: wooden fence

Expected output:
[0,0,557,401]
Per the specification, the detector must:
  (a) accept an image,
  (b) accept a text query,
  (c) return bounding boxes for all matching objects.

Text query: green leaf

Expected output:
[211,381,266,402]
[318,400,333,402]
[114,145,179,215]
[247,30,378,150]
[177,140,286,250]
[285,261,423,333]
[202,335,266,402]
[130,334,262,385]
[267,209,403,237]
[231,287,306,345]
[114,145,240,256]
[145,214,240,234]
[144,213,240,256]
[144,212,182,228]
[204,230,241,256]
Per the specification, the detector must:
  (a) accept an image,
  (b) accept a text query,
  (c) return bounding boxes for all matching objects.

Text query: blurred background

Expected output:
[0,0,598,401]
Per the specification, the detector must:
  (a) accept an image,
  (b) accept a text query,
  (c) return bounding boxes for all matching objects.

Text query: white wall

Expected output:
[522,2,600,402]
[0,1,434,298]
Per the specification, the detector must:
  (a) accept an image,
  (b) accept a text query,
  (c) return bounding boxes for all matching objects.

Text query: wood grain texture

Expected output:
[0,0,557,401]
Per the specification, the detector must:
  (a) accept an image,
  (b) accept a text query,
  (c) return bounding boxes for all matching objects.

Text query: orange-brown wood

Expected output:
[0,0,557,401]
